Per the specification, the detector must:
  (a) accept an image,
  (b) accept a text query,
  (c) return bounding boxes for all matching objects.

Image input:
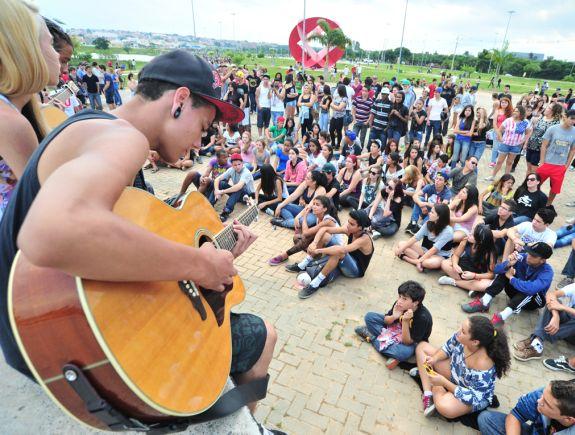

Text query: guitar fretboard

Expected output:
[214,205,258,252]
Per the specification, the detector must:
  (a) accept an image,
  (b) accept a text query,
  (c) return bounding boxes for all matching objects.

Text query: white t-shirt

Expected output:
[559,284,575,308]
[516,221,557,247]
[63,94,80,117]
[345,85,354,110]
[428,97,448,121]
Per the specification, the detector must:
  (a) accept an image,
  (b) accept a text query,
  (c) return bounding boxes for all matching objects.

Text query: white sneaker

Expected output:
[566,201,575,207]
[484,175,495,182]
[438,276,456,286]
[567,217,575,225]
[372,230,381,240]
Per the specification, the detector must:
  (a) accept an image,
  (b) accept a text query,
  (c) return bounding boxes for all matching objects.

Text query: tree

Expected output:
[523,62,541,78]
[307,19,351,76]
[93,37,110,50]
[492,43,513,76]
[123,44,132,54]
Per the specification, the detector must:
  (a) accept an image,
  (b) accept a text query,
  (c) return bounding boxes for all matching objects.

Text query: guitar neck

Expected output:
[214,205,258,252]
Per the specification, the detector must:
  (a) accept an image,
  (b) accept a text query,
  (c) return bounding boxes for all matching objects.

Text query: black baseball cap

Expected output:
[524,242,553,259]
[139,50,244,124]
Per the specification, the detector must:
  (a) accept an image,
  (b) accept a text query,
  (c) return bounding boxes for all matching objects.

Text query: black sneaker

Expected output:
[543,356,575,374]
[405,222,419,235]
[354,325,373,343]
[270,217,284,226]
[219,212,230,222]
[285,263,303,273]
[298,284,319,299]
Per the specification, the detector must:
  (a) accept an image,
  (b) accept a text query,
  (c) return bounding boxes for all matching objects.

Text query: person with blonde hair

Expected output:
[0,0,60,218]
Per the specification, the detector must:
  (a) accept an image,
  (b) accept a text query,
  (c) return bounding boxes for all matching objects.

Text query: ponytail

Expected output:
[469,315,511,379]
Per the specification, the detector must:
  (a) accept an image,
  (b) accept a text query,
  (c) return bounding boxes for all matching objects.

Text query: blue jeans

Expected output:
[207,181,247,214]
[387,127,403,144]
[319,112,330,132]
[490,137,501,164]
[478,411,532,435]
[410,198,430,224]
[279,203,317,228]
[408,130,423,144]
[424,120,442,144]
[338,253,361,278]
[451,138,470,168]
[88,92,102,110]
[364,312,416,361]
[113,88,123,106]
[469,140,486,161]
[563,247,575,278]
[534,307,575,343]
[554,225,575,248]
[369,128,388,147]
[512,214,531,225]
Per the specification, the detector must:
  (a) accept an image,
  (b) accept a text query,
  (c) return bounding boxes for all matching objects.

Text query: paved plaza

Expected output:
[2,90,575,434]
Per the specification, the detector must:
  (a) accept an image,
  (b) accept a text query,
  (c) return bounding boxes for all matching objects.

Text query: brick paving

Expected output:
[2,90,575,434]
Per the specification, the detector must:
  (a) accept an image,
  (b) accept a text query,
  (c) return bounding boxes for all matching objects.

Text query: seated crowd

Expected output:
[146,65,575,431]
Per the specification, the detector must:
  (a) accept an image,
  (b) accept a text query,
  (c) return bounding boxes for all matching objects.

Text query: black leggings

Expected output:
[301,116,313,138]
[339,194,360,209]
[330,117,344,148]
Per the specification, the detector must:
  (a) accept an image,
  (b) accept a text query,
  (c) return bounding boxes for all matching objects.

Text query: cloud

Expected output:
[34,0,575,61]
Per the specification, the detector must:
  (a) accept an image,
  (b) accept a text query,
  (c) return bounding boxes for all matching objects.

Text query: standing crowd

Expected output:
[0,3,574,432]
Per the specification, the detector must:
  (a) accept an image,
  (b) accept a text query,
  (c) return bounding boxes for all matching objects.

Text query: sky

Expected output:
[35,0,575,61]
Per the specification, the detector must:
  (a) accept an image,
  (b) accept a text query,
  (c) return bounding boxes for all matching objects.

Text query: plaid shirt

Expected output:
[501,118,529,147]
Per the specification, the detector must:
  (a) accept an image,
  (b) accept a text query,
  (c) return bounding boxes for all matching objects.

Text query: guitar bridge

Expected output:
[179,281,207,321]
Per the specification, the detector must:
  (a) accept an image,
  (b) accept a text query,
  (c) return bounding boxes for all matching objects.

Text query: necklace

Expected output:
[465,347,480,360]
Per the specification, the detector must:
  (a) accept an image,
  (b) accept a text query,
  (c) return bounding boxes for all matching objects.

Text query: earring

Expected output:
[173,106,182,119]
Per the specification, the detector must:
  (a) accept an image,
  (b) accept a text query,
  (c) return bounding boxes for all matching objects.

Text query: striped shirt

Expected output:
[501,118,529,147]
[370,98,392,130]
[352,96,374,123]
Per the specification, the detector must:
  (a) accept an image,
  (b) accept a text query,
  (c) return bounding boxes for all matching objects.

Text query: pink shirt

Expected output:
[284,159,307,183]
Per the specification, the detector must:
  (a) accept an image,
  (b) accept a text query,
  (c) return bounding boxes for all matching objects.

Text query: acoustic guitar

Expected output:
[8,187,259,430]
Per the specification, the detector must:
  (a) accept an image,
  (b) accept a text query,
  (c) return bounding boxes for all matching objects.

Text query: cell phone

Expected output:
[424,363,437,376]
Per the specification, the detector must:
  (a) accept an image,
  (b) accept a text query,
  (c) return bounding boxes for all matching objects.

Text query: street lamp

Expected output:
[495,10,515,77]
[397,0,408,74]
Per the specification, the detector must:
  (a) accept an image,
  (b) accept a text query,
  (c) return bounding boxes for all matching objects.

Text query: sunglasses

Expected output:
[527,177,538,181]
[470,161,478,166]
[370,171,380,175]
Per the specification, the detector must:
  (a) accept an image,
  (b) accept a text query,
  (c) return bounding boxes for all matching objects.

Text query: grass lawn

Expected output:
[248,57,574,96]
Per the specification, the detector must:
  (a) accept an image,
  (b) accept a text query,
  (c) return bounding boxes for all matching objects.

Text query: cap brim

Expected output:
[198,93,245,124]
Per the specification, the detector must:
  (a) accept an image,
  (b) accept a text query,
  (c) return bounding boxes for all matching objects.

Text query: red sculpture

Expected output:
[288,17,345,69]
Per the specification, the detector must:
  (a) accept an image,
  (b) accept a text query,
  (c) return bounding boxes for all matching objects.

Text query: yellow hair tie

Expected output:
[493,330,497,337]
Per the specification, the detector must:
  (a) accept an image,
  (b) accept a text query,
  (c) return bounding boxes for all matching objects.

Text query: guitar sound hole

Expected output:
[198,234,212,247]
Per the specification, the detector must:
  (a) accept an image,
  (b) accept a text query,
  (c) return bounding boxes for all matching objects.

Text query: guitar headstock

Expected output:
[242,195,258,222]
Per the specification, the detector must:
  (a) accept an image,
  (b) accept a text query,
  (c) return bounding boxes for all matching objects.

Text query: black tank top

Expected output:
[0,110,124,377]
[301,186,316,204]
[368,154,379,166]
[347,232,374,277]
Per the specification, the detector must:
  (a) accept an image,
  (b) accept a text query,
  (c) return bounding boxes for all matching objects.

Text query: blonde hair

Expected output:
[0,0,48,139]
[403,164,421,185]
[0,0,50,96]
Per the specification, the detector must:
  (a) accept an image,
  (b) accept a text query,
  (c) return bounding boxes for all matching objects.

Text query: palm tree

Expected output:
[307,19,351,76]
[492,42,514,77]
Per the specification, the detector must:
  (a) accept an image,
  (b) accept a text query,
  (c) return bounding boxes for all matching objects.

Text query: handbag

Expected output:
[343,111,353,125]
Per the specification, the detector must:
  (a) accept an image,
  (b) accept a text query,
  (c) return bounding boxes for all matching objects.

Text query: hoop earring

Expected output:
[173,106,182,119]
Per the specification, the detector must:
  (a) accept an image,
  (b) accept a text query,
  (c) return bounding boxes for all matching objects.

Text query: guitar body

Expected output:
[42,105,68,129]
[8,188,246,430]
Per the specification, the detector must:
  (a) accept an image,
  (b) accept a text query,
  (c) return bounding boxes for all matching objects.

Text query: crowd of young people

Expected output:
[1,3,574,431]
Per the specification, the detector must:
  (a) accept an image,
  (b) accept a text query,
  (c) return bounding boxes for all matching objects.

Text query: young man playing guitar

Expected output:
[0,51,277,420]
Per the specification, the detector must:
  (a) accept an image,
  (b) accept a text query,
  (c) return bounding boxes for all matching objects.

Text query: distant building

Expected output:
[511,52,544,61]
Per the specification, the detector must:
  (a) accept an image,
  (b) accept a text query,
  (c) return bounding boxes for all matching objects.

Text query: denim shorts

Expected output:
[285,100,297,107]
[498,143,521,155]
